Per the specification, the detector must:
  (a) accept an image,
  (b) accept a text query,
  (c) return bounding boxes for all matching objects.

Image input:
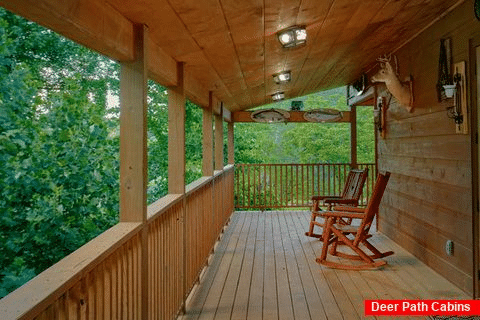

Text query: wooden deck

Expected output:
[179,210,469,320]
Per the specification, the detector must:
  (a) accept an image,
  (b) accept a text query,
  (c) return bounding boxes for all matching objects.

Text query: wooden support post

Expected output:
[119,24,149,320]
[119,24,148,223]
[168,62,186,311]
[168,62,186,194]
[215,104,224,171]
[350,105,358,169]
[203,92,214,176]
[227,121,234,165]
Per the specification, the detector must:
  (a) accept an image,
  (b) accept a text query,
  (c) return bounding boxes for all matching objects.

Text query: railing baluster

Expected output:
[281,165,284,207]
[264,164,267,209]
[232,163,374,209]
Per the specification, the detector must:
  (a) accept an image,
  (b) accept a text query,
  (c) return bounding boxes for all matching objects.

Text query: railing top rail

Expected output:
[186,176,212,194]
[224,164,234,171]
[148,166,235,220]
[0,222,142,320]
[148,194,184,221]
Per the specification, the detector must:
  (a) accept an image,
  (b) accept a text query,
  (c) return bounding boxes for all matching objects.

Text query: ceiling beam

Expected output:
[233,110,351,123]
[0,0,134,61]
[0,0,214,109]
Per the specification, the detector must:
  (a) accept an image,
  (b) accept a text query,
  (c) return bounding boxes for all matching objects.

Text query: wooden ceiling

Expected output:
[0,0,464,111]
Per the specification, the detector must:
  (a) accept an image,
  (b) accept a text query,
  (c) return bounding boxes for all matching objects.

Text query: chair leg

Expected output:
[305,211,323,239]
[307,211,316,234]
[329,237,338,255]
[317,217,334,263]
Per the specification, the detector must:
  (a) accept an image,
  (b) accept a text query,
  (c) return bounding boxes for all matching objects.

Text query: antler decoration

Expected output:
[371,55,413,112]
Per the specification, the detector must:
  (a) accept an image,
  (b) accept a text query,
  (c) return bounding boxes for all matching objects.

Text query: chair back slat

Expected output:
[340,168,369,201]
[354,171,390,246]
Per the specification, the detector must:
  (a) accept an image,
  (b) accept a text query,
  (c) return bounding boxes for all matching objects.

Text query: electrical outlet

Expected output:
[445,240,454,256]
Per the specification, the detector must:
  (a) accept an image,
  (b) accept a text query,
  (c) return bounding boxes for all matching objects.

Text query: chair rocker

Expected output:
[315,171,394,270]
[305,168,369,239]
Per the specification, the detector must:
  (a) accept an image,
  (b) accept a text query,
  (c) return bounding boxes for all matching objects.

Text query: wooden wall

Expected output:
[377,0,478,295]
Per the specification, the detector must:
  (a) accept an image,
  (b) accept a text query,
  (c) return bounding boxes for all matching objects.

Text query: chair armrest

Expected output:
[324,198,358,205]
[319,210,365,219]
[311,195,341,201]
[332,206,365,213]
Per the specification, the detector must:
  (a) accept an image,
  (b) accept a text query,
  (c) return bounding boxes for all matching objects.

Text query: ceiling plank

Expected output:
[167,0,251,106]
[294,0,364,97]
[221,0,265,91]
[315,0,459,93]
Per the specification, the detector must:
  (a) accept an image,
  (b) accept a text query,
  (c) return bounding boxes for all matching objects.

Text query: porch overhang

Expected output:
[0,0,464,110]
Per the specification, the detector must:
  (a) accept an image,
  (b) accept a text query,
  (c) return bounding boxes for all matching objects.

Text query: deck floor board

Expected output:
[180,211,469,320]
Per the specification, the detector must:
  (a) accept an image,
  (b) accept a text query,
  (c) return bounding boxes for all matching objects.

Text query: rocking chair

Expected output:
[305,168,369,239]
[316,171,394,270]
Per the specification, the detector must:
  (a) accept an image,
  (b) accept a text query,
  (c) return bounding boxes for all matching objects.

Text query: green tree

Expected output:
[356,106,375,163]
[0,8,120,297]
[146,81,204,203]
[147,81,169,202]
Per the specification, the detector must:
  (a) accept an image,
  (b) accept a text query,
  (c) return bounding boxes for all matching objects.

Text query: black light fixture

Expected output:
[273,71,291,84]
[272,92,285,102]
[446,72,463,125]
[277,26,307,48]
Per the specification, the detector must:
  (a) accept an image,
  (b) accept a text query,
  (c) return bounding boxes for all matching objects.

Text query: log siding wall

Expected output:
[377,0,478,295]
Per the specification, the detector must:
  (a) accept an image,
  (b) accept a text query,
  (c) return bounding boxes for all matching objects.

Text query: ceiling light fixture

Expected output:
[273,71,291,84]
[272,92,285,101]
[277,26,307,48]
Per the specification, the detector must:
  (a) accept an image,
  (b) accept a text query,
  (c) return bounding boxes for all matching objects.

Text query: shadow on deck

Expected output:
[179,210,468,320]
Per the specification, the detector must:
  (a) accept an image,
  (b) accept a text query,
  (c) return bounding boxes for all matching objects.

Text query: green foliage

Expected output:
[0,8,120,298]
[356,106,375,163]
[146,81,204,203]
[146,81,169,201]
[185,100,203,184]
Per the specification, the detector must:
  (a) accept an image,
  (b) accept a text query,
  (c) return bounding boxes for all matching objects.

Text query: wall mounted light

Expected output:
[277,26,307,48]
[446,72,463,125]
[445,61,468,134]
[273,71,291,84]
[374,96,388,139]
[272,92,285,102]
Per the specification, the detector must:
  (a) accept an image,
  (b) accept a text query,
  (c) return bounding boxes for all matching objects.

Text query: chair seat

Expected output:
[305,168,369,239]
[334,223,359,234]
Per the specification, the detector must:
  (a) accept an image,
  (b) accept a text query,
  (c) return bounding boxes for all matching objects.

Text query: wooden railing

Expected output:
[0,165,235,320]
[234,163,376,209]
